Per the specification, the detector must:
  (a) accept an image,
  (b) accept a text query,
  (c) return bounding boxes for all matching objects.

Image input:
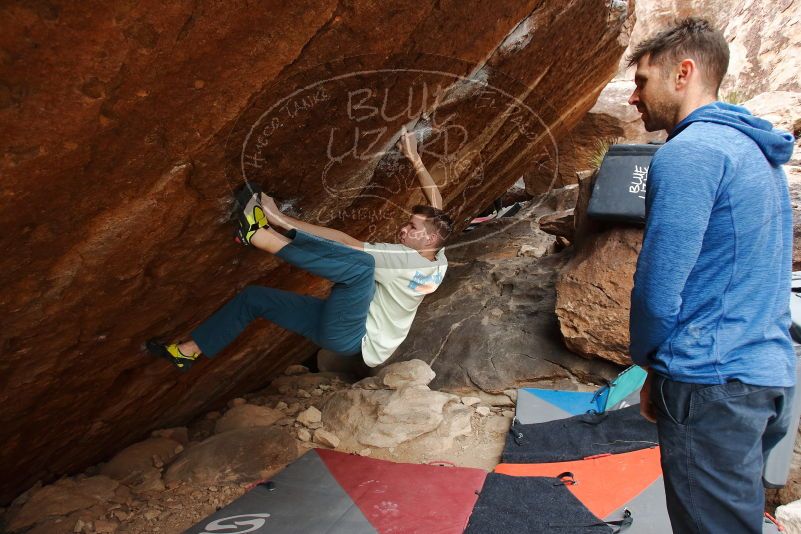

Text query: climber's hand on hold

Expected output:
[397,125,420,163]
[260,193,281,221]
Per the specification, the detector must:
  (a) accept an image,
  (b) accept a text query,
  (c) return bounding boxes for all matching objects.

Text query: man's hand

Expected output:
[640,369,657,423]
[397,125,420,163]
[260,193,283,224]
[396,125,443,210]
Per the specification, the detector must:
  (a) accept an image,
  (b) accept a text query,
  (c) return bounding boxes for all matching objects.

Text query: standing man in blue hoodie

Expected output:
[627,18,797,533]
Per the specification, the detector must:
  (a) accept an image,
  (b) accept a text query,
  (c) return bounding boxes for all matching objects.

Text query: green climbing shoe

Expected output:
[233,183,269,246]
[146,339,199,372]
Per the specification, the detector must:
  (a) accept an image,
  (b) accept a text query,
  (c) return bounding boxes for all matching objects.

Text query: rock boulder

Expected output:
[99,437,182,492]
[164,427,297,485]
[0,0,634,502]
[8,476,119,531]
[541,0,801,201]
[555,227,642,365]
[776,499,801,534]
[376,359,436,389]
[321,360,469,449]
[213,404,283,434]
[620,0,801,97]
[322,386,457,449]
[523,79,666,195]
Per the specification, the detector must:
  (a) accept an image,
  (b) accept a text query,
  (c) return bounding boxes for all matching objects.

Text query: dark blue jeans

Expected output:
[650,374,794,533]
[192,230,375,357]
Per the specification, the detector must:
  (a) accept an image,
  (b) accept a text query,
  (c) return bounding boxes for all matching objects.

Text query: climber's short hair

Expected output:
[627,17,729,93]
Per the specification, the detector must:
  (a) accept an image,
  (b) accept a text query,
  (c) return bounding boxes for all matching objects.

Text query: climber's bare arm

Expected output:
[260,194,364,249]
[397,126,443,210]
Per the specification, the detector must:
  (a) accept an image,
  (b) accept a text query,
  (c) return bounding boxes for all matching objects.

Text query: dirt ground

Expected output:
[0,363,599,534]
[122,375,592,534]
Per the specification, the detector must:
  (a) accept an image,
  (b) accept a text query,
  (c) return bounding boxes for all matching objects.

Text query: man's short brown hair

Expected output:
[412,205,453,247]
[627,17,729,92]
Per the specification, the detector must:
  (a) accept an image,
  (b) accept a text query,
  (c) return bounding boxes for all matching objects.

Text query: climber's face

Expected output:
[628,53,681,133]
[398,214,437,251]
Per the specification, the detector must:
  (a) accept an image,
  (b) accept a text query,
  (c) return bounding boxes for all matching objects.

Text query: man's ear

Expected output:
[425,230,438,247]
[675,58,695,90]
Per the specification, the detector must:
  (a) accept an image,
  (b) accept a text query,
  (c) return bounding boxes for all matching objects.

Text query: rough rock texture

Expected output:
[296,406,323,426]
[323,385,457,448]
[321,360,470,449]
[8,477,120,531]
[0,360,515,532]
[776,499,801,534]
[313,429,341,448]
[585,79,665,145]
[99,437,182,482]
[0,368,360,533]
[555,227,642,364]
[408,401,473,453]
[523,78,666,195]
[0,0,635,502]
[213,404,283,434]
[552,169,636,364]
[283,365,310,376]
[538,209,576,241]
[554,166,641,365]
[528,0,801,196]
[151,427,189,445]
[621,0,801,97]
[376,359,436,389]
[387,197,621,391]
[164,426,297,485]
[721,1,801,98]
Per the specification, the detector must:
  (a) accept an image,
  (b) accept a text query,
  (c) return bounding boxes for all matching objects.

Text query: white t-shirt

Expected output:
[361,242,448,367]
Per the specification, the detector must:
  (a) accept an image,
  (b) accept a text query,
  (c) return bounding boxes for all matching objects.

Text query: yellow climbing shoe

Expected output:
[146,339,199,372]
[234,183,269,246]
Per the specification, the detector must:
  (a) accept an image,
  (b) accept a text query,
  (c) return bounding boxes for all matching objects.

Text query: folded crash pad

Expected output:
[465,473,619,533]
[504,404,659,464]
[516,365,647,425]
[587,143,660,224]
[763,342,801,487]
[493,449,781,534]
[497,448,668,533]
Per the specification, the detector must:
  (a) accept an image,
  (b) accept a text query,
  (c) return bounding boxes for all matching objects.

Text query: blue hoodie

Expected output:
[629,101,797,386]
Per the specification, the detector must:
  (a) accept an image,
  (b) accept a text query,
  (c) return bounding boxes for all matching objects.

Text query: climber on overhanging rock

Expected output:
[146,126,452,373]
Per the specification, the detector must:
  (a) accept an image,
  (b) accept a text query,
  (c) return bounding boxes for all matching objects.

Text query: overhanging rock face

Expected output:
[0,0,633,502]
